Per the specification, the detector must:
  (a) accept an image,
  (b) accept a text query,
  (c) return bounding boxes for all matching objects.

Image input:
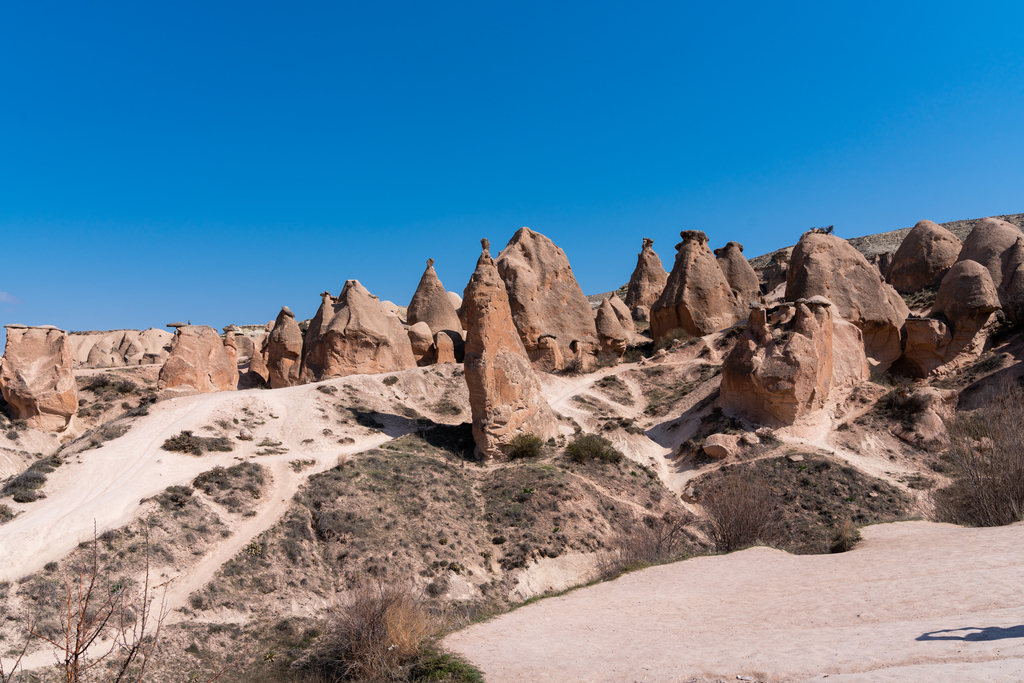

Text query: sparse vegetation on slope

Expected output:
[162,430,234,455]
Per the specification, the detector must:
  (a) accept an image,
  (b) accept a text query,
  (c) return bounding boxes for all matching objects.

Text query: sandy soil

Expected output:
[445,520,1024,682]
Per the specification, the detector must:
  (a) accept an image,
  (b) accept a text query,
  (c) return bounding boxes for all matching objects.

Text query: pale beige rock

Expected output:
[495,227,598,371]
[934,260,1000,331]
[463,239,558,459]
[299,281,416,382]
[714,241,760,307]
[633,305,650,322]
[651,231,744,340]
[720,299,868,426]
[157,326,238,394]
[447,291,463,313]
[886,220,961,293]
[0,326,78,432]
[246,321,273,386]
[624,238,668,316]
[232,335,255,364]
[955,217,1024,293]
[901,318,954,378]
[408,259,463,338]
[703,433,741,459]
[892,387,958,451]
[407,321,436,367]
[70,328,173,369]
[266,307,303,388]
[595,298,629,355]
[786,230,909,364]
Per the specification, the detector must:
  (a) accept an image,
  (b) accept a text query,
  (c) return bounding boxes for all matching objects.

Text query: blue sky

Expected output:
[2,1,1023,340]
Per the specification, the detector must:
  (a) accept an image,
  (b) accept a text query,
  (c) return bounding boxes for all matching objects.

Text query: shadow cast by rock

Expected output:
[917,625,1024,641]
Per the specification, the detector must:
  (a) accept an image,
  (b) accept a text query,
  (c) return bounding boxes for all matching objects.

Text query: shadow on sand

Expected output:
[917,625,1024,642]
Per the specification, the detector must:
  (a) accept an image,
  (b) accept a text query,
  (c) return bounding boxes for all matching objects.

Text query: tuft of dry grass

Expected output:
[933,382,1024,527]
[598,513,694,578]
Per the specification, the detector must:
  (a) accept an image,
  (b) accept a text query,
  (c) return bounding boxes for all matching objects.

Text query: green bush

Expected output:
[565,434,623,464]
[504,433,544,459]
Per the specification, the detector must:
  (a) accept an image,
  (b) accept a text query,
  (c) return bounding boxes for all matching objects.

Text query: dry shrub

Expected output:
[829,519,861,553]
[598,513,692,578]
[933,382,1024,527]
[316,581,436,682]
[504,433,543,459]
[702,472,784,552]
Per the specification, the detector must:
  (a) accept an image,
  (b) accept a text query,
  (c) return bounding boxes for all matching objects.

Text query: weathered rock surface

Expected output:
[70,328,173,368]
[714,241,760,308]
[463,239,558,459]
[245,321,273,386]
[0,326,79,432]
[624,238,668,316]
[720,299,868,426]
[595,298,629,355]
[407,321,436,366]
[786,230,909,364]
[157,326,238,394]
[651,231,744,340]
[434,331,456,364]
[953,217,1024,323]
[299,281,416,382]
[891,387,958,451]
[408,259,464,340]
[266,307,303,388]
[703,433,741,460]
[495,227,598,371]
[886,220,961,293]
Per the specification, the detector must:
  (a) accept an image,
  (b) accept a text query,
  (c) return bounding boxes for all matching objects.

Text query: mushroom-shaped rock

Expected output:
[955,217,1024,294]
[785,230,909,364]
[462,239,558,459]
[158,326,239,394]
[298,281,416,382]
[0,326,78,432]
[494,227,598,371]
[446,291,464,317]
[720,299,868,426]
[246,320,273,386]
[408,258,464,341]
[595,298,629,355]
[607,293,635,335]
[714,241,760,308]
[886,220,961,293]
[934,260,1001,327]
[267,307,303,388]
[624,238,669,316]
[650,231,744,341]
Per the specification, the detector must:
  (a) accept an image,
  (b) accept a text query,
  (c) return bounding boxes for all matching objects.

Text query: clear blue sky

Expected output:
[2,1,1023,340]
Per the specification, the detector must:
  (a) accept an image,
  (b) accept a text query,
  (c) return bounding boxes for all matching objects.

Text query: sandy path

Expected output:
[445,520,1024,682]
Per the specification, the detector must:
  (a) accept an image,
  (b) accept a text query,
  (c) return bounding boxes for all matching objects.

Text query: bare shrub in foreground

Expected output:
[933,382,1024,527]
[598,513,693,579]
[314,581,436,682]
[702,472,785,552]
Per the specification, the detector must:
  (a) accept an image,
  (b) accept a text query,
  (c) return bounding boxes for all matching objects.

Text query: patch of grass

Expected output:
[504,433,544,460]
[193,462,266,513]
[701,470,785,552]
[900,284,940,310]
[150,485,195,510]
[597,513,695,578]
[433,395,463,417]
[162,430,234,456]
[830,519,861,553]
[565,434,623,465]
[1,455,63,503]
[383,376,399,387]
[83,420,131,450]
[594,375,634,406]
[0,503,14,524]
[82,374,138,397]
[644,363,721,416]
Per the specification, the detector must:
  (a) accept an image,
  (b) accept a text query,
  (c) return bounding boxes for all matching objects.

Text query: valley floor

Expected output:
[445,519,1024,683]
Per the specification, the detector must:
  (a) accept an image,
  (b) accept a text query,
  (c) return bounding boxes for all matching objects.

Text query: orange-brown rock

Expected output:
[0,325,79,432]
[434,331,456,364]
[408,259,463,339]
[595,298,629,355]
[934,260,1001,330]
[70,328,174,368]
[720,299,868,426]
[607,293,635,335]
[955,217,1024,292]
[245,321,273,386]
[886,220,961,293]
[714,241,760,307]
[157,325,238,394]
[624,238,668,316]
[463,239,558,459]
[650,231,744,341]
[266,307,303,388]
[407,321,436,366]
[785,231,909,364]
[298,281,416,382]
[495,227,598,371]
[891,387,957,451]
[703,433,741,459]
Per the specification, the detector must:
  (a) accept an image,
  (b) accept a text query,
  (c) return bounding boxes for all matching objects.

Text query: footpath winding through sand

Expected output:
[445,520,1024,682]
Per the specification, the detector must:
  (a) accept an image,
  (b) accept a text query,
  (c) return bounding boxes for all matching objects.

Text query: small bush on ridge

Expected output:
[565,433,623,464]
[504,433,543,459]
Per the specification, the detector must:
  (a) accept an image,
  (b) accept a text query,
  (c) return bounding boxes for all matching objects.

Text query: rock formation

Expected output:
[607,293,635,335]
[298,281,416,382]
[463,239,558,459]
[246,321,273,386]
[157,325,239,395]
[785,230,909,364]
[495,227,598,372]
[595,298,629,355]
[408,259,464,339]
[714,241,760,307]
[953,217,1024,322]
[434,331,456,364]
[650,231,744,340]
[624,238,668,316]
[0,325,79,432]
[70,328,173,368]
[891,387,958,452]
[407,322,436,366]
[720,299,868,426]
[886,220,962,293]
[900,260,1002,378]
[266,307,303,388]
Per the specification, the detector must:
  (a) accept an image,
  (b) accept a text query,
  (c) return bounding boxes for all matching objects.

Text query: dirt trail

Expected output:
[446,520,1024,682]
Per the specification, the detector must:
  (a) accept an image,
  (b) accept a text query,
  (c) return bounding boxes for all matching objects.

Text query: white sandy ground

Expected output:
[445,520,1024,683]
